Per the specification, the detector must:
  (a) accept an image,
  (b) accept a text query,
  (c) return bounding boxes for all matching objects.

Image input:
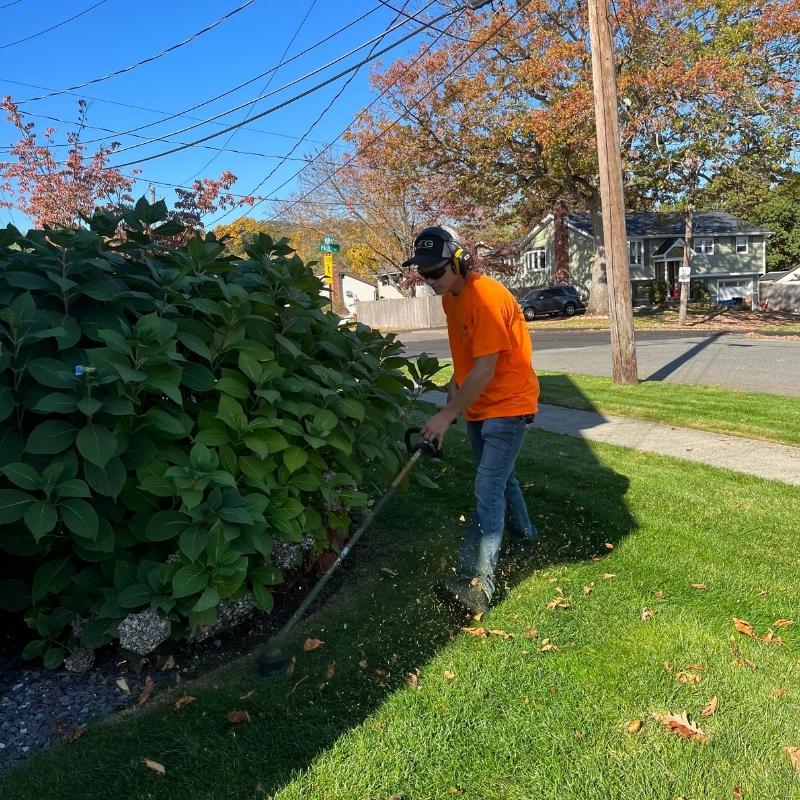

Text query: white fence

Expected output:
[355,296,446,330]
[759,283,800,314]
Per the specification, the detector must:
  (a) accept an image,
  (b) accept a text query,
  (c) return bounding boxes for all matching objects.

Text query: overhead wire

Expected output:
[268,0,529,224]
[208,0,428,226]
[111,5,462,168]
[0,0,25,9]
[0,0,109,51]
[183,0,319,183]
[16,0,257,103]
[375,0,478,42]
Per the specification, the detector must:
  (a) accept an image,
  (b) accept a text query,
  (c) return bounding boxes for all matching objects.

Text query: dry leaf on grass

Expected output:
[627,719,642,734]
[676,671,702,686]
[358,659,368,669]
[654,590,665,599]
[546,596,570,610]
[523,630,539,638]
[539,639,559,653]
[701,696,719,717]
[583,585,593,595]
[137,676,154,706]
[286,657,296,678]
[406,668,421,688]
[657,711,709,744]
[175,695,196,711]
[303,638,324,652]
[732,787,743,800]
[444,670,456,680]
[762,630,784,646]
[690,583,707,590]
[143,758,165,775]
[324,663,336,680]
[227,710,251,724]
[732,658,757,669]
[773,619,794,628]
[733,618,756,638]
[604,542,614,550]
[769,688,786,699]
[239,690,254,701]
[116,677,130,693]
[67,724,87,742]
[473,612,484,622]
[602,573,617,580]
[641,608,655,621]
[488,629,515,639]
[373,668,389,679]
[461,626,487,637]
[784,746,800,772]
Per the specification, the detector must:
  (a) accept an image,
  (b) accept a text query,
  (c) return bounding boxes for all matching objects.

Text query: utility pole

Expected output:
[587,0,638,384]
[148,184,156,205]
[679,205,693,326]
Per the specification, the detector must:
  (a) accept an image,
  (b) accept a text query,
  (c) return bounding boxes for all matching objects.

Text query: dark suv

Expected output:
[519,285,586,320]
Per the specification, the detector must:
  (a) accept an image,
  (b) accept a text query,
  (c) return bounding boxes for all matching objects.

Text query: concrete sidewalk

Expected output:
[426,392,800,485]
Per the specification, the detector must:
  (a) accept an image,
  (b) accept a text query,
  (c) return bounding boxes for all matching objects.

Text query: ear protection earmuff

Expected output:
[451,246,472,277]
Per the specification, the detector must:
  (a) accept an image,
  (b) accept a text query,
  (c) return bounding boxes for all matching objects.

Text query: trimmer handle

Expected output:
[405,427,443,459]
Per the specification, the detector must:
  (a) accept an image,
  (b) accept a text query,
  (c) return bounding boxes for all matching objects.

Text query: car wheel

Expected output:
[563,302,577,317]
[523,307,536,321]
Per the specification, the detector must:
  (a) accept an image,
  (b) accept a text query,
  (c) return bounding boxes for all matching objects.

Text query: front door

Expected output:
[666,260,681,298]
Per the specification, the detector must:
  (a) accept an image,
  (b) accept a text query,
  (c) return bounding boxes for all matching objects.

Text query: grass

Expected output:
[431,364,800,448]
[3,407,800,800]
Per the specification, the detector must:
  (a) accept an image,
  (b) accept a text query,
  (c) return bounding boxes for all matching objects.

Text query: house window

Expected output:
[525,249,546,271]
[694,237,714,255]
[736,236,748,254]
[628,240,644,266]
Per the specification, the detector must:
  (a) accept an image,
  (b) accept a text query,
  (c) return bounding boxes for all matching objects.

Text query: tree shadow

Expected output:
[0,380,636,800]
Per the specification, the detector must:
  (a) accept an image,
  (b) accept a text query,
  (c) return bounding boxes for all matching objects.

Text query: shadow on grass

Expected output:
[0,380,636,800]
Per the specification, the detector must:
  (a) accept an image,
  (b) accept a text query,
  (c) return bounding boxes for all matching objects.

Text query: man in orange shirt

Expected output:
[406,226,540,614]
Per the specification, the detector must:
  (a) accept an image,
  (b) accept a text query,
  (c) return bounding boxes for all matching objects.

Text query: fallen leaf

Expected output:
[406,668,420,688]
[640,608,655,621]
[768,688,786,699]
[137,676,154,706]
[546,596,570,610]
[116,677,130,693]
[461,626,487,638]
[67,724,87,742]
[757,589,768,597]
[303,638,324,652]
[583,585,593,595]
[701,695,719,717]
[784,746,800,772]
[539,639,559,653]
[685,663,705,670]
[487,629,514,639]
[324,662,336,680]
[143,758,165,775]
[732,788,742,800]
[663,661,673,673]
[523,629,539,638]
[472,612,484,622]
[602,573,616,580]
[286,657,296,678]
[690,583,707,590]
[604,542,614,550]
[174,695,196,711]
[658,711,709,743]
[676,671,702,686]
[358,659,368,669]
[373,668,389,679]
[732,658,757,669]
[160,655,176,671]
[449,787,462,795]
[239,690,255,700]
[443,670,455,680]
[654,590,665,599]
[733,618,756,638]
[226,710,251,724]
[558,451,569,457]
[627,719,642,734]
[773,619,794,628]
[762,630,784,646]
[458,514,466,522]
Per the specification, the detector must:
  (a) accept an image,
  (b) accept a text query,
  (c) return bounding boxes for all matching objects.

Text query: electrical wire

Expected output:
[375,0,479,42]
[183,0,318,183]
[112,6,459,168]
[0,0,25,10]
[0,0,109,50]
[74,4,385,147]
[268,1,530,224]
[208,0,426,226]
[17,0,256,103]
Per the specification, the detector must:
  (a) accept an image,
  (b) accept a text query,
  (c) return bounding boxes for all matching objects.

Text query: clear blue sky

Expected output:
[0,0,452,229]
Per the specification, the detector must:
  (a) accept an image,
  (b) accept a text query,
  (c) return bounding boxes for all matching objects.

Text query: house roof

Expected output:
[566,211,773,238]
[650,237,683,256]
[760,270,793,282]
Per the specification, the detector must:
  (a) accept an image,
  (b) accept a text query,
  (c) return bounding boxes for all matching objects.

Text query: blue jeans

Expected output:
[458,414,537,600]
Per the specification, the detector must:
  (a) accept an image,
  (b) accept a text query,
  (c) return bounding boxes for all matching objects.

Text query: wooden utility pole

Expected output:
[679,205,693,326]
[587,0,638,384]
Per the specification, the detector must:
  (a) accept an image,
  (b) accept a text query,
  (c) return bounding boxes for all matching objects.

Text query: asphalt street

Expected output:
[401,328,800,397]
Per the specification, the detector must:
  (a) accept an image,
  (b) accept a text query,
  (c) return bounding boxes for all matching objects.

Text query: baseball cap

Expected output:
[402,225,462,269]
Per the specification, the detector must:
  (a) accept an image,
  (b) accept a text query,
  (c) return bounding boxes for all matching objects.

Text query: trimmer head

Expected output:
[257,643,292,679]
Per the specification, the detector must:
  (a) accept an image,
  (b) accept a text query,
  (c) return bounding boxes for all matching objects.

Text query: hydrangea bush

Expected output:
[0,199,440,667]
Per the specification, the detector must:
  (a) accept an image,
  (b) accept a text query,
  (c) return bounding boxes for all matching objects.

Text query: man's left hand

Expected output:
[420,411,453,450]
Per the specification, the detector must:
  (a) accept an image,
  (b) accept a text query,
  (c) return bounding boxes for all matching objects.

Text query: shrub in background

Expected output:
[0,200,440,667]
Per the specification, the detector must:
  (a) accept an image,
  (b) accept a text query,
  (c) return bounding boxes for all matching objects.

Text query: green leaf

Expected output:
[32,392,78,414]
[117,583,152,609]
[0,386,13,421]
[238,352,263,384]
[313,409,338,434]
[250,565,283,586]
[191,586,220,612]
[43,647,65,669]
[0,578,30,611]
[145,378,183,405]
[216,376,250,399]
[275,333,303,359]
[283,446,308,474]
[24,501,58,541]
[172,564,209,598]
[179,525,209,561]
[176,332,211,361]
[195,427,229,446]
[25,420,78,454]
[145,408,189,438]
[338,398,365,421]
[60,499,99,541]
[145,510,187,542]
[55,478,92,497]
[84,459,126,497]
[244,429,289,457]
[217,395,247,430]
[0,488,35,523]
[181,363,215,391]
[76,423,118,467]
[22,638,47,660]
[26,358,75,389]
[77,397,103,417]
[0,462,41,491]
[252,583,274,613]
[31,557,74,603]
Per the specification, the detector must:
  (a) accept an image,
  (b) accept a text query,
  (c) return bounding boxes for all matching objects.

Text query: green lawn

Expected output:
[432,365,800,448]
[3,413,800,800]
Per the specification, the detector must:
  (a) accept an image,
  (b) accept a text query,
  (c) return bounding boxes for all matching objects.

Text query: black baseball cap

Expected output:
[402,225,462,269]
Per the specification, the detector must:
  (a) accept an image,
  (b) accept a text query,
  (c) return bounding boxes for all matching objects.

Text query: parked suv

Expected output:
[519,285,586,320]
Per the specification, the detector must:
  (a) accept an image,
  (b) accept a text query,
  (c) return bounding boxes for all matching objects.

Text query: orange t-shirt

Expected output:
[442,272,540,421]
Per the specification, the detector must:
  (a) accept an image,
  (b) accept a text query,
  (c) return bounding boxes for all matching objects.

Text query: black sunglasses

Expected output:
[417,263,448,280]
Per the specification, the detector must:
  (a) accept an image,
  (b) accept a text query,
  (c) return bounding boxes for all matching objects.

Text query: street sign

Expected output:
[323,235,335,245]
[679,266,691,283]
[318,243,340,253]
[323,252,333,285]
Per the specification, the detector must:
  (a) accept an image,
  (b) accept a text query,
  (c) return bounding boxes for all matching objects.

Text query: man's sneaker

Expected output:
[440,576,491,614]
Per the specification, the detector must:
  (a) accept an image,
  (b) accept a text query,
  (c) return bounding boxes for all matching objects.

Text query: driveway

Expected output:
[400,328,800,397]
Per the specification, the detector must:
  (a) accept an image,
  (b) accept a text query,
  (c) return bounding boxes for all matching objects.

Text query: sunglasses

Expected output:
[417,264,449,280]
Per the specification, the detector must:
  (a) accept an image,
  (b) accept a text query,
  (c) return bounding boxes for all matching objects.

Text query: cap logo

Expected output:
[418,239,435,249]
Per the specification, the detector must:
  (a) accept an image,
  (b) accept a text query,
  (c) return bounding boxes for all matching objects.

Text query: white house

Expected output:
[339,272,377,315]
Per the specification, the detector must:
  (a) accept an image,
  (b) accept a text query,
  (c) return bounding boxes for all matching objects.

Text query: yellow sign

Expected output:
[323,252,333,285]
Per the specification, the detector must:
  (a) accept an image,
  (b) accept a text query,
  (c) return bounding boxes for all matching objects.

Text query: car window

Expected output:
[543,288,561,297]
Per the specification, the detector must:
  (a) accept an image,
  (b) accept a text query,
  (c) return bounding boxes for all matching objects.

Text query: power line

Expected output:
[17,0,256,103]
[0,0,25,10]
[74,4,386,147]
[183,0,318,183]
[208,0,427,226]
[0,0,110,50]
[376,0,479,43]
[112,6,461,169]
[268,1,529,224]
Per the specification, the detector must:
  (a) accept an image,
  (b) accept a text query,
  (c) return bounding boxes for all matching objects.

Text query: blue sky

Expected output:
[0,0,451,229]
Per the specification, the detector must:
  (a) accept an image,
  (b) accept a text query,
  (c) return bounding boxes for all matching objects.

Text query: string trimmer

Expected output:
[258,428,441,678]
